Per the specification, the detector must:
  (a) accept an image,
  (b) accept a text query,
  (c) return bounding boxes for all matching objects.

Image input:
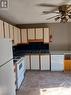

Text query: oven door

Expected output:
[16,58,25,89]
[17,59,25,78]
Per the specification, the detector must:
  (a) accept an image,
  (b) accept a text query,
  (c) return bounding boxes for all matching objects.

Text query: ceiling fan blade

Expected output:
[55,17,60,21]
[43,11,59,14]
[68,12,71,14]
[37,3,58,7]
[67,5,71,12]
[68,15,71,18]
[46,15,60,20]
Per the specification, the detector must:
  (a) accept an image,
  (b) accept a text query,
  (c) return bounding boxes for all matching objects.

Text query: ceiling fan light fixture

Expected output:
[55,17,60,21]
[39,3,71,23]
[68,15,71,18]
[60,17,68,23]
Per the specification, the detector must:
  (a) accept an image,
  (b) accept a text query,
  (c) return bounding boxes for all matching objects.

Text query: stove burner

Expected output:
[13,56,21,63]
[14,56,21,59]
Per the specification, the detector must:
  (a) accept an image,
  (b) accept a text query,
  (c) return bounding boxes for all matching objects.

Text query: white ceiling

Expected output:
[0,0,71,24]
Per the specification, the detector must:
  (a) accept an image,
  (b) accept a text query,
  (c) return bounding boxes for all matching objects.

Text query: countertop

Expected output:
[13,50,71,57]
[50,51,71,55]
[13,50,49,56]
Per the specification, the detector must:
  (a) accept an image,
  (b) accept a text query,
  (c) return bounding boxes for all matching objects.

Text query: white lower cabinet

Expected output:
[23,54,64,71]
[24,55,30,70]
[40,55,50,70]
[51,55,64,71]
[31,55,39,70]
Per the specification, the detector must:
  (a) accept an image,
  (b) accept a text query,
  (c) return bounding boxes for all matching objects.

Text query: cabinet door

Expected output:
[31,55,39,70]
[28,28,35,40]
[51,55,64,71]
[0,20,4,38]
[41,55,50,70]
[70,61,71,71]
[4,22,10,38]
[21,29,28,44]
[36,28,43,40]
[44,28,49,43]
[13,27,18,45]
[17,28,21,43]
[9,24,14,41]
[64,60,71,71]
[24,55,30,70]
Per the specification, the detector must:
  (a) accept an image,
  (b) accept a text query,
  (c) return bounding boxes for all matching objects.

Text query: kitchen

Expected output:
[0,0,71,95]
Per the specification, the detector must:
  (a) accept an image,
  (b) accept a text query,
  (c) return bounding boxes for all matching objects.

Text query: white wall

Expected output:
[67,23,71,50]
[48,23,71,51]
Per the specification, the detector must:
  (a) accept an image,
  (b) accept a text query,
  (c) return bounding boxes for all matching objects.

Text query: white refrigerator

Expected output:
[0,39,16,95]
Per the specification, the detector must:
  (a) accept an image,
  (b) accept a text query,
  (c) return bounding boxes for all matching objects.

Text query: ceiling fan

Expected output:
[37,3,71,23]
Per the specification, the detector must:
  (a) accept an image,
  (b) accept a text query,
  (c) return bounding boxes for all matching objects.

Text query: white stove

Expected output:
[13,56,26,89]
